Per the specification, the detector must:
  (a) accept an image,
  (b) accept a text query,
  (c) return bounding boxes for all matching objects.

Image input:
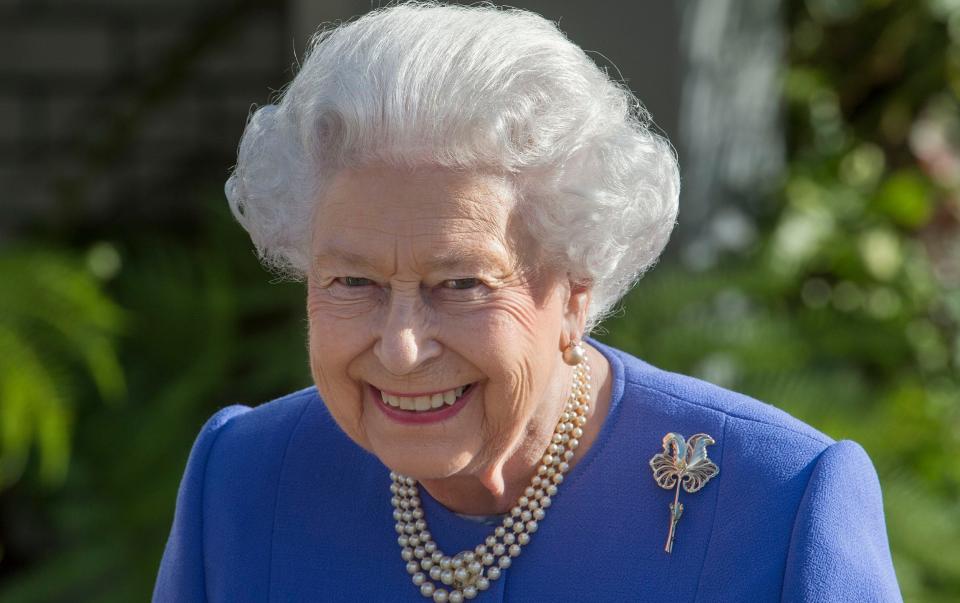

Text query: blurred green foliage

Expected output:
[0,203,310,601]
[1,0,959,601]
[0,250,124,488]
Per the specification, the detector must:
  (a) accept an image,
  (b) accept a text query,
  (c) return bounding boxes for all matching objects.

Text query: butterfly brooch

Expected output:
[649,432,719,553]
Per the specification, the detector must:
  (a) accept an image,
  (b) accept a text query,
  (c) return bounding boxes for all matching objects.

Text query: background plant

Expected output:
[1,1,958,601]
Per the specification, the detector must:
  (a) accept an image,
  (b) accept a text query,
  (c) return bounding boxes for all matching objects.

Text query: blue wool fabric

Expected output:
[154,341,902,602]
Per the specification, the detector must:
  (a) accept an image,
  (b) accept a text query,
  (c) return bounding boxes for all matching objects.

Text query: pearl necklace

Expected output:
[390,360,592,602]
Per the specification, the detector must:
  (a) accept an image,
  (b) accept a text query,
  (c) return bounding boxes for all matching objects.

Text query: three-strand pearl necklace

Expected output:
[390,360,592,602]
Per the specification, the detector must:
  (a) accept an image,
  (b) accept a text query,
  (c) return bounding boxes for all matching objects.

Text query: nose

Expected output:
[373,291,442,376]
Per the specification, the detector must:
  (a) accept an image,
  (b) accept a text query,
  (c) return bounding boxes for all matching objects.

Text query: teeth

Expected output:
[380,384,471,412]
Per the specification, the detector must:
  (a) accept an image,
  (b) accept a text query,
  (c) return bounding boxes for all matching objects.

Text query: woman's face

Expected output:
[306,165,581,481]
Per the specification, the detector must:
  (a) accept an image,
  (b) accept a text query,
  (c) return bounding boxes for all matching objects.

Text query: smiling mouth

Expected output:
[376,383,475,412]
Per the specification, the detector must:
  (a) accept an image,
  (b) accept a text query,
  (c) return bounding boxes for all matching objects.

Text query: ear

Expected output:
[559,278,592,351]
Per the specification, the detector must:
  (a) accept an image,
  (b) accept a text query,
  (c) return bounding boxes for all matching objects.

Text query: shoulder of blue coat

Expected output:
[190,386,322,482]
[807,438,876,480]
[203,385,320,451]
[593,339,835,448]
[195,387,334,530]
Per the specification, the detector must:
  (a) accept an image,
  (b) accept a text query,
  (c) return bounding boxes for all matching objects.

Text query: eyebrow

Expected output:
[312,246,512,273]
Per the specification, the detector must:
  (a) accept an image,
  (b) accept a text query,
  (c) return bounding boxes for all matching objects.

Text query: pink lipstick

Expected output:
[371,383,475,424]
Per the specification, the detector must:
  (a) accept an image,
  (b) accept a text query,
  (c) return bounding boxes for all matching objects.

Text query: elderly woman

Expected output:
[154,3,901,602]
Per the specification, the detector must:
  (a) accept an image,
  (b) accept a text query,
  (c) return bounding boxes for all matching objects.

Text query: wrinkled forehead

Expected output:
[319,165,512,220]
[309,165,536,273]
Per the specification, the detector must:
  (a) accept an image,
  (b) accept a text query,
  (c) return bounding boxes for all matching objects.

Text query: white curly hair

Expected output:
[224,1,680,332]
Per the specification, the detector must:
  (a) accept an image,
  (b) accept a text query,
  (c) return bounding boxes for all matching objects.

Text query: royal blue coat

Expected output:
[154,340,902,602]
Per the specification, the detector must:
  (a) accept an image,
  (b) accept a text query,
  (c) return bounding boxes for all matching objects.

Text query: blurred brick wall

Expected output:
[0,0,683,240]
[0,0,290,237]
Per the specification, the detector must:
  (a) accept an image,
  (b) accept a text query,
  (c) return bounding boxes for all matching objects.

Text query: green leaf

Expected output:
[872,170,935,228]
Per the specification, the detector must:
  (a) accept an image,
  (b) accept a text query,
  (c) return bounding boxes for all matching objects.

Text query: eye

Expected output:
[442,278,480,290]
[337,276,374,287]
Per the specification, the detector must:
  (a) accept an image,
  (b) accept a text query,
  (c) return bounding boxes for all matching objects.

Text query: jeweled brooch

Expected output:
[649,432,719,553]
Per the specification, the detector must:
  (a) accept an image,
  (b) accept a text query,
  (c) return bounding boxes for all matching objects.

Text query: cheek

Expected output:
[307,285,375,348]
[306,289,370,432]
[451,285,558,342]
[477,288,565,363]
[455,288,565,415]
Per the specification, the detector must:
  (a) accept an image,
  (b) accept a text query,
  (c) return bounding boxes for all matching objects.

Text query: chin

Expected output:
[376,446,476,480]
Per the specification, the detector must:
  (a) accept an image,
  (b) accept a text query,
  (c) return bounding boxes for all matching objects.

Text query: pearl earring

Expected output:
[562,340,586,366]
